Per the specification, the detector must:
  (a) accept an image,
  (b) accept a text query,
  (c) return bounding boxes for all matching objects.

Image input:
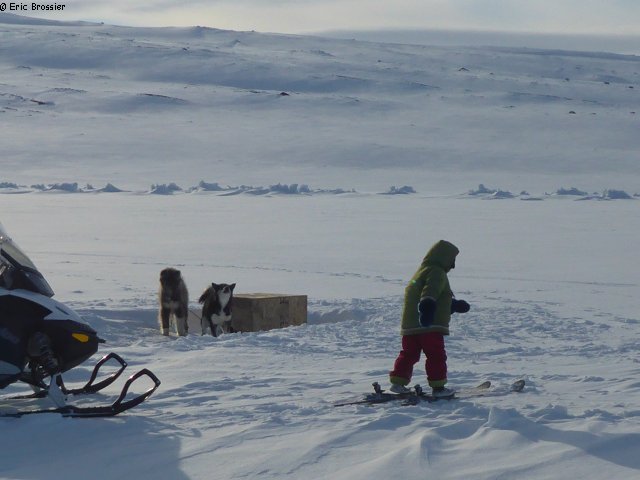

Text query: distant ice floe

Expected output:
[0,180,637,200]
[97,183,125,193]
[379,185,416,195]
[463,184,637,201]
[551,187,636,200]
[554,187,589,196]
[149,183,183,195]
[466,184,517,199]
[0,180,357,196]
[186,181,356,196]
[32,182,84,193]
[576,189,635,200]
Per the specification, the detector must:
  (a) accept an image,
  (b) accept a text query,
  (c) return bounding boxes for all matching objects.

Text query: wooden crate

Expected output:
[231,293,307,332]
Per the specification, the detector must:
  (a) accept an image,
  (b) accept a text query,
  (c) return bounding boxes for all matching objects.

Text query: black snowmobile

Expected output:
[0,224,160,417]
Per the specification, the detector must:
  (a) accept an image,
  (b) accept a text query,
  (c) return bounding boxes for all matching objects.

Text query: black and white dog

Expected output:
[198,283,235,337]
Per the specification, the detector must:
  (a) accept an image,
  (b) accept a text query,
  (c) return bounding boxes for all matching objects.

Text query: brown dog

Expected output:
[158,268,189,336]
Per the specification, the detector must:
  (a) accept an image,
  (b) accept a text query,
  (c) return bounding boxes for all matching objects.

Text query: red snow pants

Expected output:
[389,332,447,388]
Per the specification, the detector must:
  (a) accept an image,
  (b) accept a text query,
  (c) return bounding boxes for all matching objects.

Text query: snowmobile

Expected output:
[0,224,160,417]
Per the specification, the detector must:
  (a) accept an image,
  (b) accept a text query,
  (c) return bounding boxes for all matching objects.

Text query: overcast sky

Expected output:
[21,0,640,36]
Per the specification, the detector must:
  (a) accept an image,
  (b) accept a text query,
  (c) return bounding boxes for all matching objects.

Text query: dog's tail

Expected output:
[198,287,212,304]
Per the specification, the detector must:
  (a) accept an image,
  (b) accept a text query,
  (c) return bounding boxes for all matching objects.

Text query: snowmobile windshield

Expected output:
[0,224,54,297]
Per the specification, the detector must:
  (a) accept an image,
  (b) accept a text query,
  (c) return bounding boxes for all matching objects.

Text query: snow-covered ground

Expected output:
[1,13,639,480]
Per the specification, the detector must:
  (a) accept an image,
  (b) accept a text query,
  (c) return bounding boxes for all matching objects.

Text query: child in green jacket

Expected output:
[389,240,470,396]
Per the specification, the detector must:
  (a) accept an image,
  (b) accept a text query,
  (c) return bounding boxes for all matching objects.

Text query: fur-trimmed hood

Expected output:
[420,240,459,272]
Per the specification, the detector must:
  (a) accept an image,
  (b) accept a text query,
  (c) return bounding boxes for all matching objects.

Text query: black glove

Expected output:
[418,297,436,327]
[451,299,470,314]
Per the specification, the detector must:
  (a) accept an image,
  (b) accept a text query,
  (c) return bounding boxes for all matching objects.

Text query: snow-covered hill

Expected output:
[0,14,639,480]
[1,13,639,193]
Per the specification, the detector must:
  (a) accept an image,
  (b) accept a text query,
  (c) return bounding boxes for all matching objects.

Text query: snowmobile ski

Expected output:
[334,379,524,407]
[1,368,161,418]
[7,352,129,400]
[60,352,129,395]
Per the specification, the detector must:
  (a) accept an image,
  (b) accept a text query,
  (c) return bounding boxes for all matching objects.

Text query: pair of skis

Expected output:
[334,379,525,407]
[1,353,161,418]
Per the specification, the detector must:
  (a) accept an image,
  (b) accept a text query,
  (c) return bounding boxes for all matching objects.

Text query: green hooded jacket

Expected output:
[400,240,459,336]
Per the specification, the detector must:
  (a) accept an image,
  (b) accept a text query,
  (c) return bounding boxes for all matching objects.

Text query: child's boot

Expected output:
[390,384,412,394]
[432,386,455,398]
